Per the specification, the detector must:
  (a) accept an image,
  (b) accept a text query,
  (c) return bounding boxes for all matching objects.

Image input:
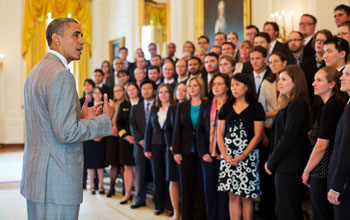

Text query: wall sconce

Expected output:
[0,54,4,68]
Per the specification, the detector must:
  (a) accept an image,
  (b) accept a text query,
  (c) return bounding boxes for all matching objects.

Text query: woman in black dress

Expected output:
[116,82,140,204]
[265,65,310,220]
[144,84,174,215]
[173,76,207,220]
[217,73,265,220]
[302,67,346,220]
[105,85,127,197]
[85,87,107,194]
[164,82,187,220]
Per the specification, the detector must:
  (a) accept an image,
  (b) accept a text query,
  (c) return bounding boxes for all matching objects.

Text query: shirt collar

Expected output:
[48,49,69,71]
[304,35,313,46]
[144,99,154,106]
[164,78,175,84]
[269,40,277,54]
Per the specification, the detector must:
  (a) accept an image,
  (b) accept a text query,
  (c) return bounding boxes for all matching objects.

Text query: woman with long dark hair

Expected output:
[217,73,265,220]
[144,84,174,215]
[265,65,310,220]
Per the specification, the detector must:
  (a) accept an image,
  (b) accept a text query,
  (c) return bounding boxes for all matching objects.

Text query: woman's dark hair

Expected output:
[228,73,256,105]
[311,29,333,50]
[84,78,95,88]
[266,52,287,83]
[209,73,231,97]
[279,65,310,109]
[93,87,104,102]
[126,82,140,99]
[155,84,175,107]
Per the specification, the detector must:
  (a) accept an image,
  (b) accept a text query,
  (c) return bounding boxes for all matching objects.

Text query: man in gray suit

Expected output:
[21,18,114,219]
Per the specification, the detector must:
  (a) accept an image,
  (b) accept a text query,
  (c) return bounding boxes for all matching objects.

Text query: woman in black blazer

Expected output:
[173,76,207,220]
[164,82,187,220]
[327,64,350,220]
[302,67,346,220]
[144,84,174,215]
[265,65,310,220]
[197,73,230,220]
[116,82,140,204]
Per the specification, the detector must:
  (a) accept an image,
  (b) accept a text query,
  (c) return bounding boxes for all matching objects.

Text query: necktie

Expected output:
[255,75,261,93]
[146,102,151,121]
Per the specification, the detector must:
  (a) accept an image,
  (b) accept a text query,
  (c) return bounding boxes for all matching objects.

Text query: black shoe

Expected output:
[130,202,146,209]
[153,209,163,215]
[120,195,133,204]
[106,189,115,198]
[89,187,96,195]
[99,188,105,195]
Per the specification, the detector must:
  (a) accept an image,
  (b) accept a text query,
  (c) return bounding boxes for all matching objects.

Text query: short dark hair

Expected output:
[339,21,350,29]
[198,35,210,43]
[215,32,227,40]
[204,52,219,61]
[324,37,350,61]
[94,68,104,76]
[255,32,271,43]
[148,65,160,73]
[229,73,256,104]
[119,47,128,52]
[46,18,78,46]
[151,54,162,60]
[189,56,202,66]
[302,13,317,25]
[312,29,333,49]
[251,46,268,58]
[246,25,259,33]
[290,31,304,40]
[84,79,95,88]
[263,21,280,33]
[117,69,129,77]
[148,43,156,47]
[222,42,236,50]
[334,4,350,16]
[140,79,157,90]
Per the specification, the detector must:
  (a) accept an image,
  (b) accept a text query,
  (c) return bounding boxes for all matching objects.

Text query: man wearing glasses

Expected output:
[299,14,317,57]
[197,35,210,53]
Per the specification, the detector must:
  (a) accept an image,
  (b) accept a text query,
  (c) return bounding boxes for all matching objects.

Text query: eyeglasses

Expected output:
[198,41,208,45]
[299,22,315,26]
[338,32,350,37]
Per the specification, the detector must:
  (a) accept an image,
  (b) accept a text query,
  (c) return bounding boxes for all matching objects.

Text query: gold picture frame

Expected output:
[109,37,126,63]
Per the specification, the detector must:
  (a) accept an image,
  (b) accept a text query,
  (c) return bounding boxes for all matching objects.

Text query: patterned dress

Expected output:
[217,101,265,198]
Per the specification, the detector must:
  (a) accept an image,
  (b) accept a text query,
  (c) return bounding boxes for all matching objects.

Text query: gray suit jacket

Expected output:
[21,53,112,205]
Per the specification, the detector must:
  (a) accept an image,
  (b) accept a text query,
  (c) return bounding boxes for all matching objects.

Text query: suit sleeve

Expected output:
[267,100,308,172]
[144,108,154,153]
[48,71,112,144]
[330,110,350,193]
[173,104,182,154]
[164,106,173,148]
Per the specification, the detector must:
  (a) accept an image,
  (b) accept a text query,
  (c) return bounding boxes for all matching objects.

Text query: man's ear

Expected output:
[51,33,60,46]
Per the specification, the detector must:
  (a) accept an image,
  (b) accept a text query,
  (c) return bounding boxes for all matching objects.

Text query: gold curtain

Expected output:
[22,0,91,97]
[144,2,168,56]
[22,0,48,77]
[69,1,92,97]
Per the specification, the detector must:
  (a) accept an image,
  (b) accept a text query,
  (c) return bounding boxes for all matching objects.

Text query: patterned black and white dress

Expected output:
[217,101,265,198]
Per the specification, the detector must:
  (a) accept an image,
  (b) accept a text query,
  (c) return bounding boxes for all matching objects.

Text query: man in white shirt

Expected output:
[263,22,285,55]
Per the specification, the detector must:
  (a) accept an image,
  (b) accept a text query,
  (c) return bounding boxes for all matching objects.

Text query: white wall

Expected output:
[0,0,25,144]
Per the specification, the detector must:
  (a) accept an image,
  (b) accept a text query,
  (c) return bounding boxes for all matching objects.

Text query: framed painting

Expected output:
[196,0,251,46]
[109,37,126,63]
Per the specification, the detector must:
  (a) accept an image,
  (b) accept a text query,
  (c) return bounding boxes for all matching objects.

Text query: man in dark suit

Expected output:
[246,46,272,98]
[93,69,112,99]
[197,35,210,53]
[324,37,349,72]
[204,52,219,96]
[148,65,162,88]
[167,42,179,63]
[221,42,236,56]
[119,47,134,75]
[328,64,350,219]
[245,25,259,44]
[263,21,286,55]
[299,14,316,58]
[162,60,177,91]
[129,79,156,208]
[334,4,350,27]
[176,59,189,83]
